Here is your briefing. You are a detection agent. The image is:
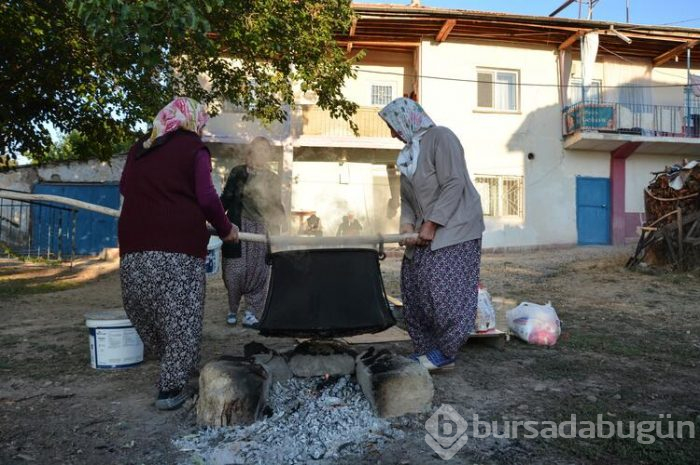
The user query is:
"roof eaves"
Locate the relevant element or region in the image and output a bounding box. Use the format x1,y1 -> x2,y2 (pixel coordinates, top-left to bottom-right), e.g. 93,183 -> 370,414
352,3 -> 700,36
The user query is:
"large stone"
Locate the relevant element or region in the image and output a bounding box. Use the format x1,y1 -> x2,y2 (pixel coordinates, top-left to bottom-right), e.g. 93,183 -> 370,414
355,348 -> 434,418
197,359 -> 269,427
252,353 -> 293,385
243,342 -> 293,385
286,340 -> 357,378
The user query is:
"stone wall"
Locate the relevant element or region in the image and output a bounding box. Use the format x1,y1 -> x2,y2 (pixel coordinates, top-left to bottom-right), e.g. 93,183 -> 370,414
0,156 -> 127,193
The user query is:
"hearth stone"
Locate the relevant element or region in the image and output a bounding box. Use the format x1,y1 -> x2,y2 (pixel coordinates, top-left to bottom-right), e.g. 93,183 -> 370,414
252,352 -> 293,385
197,342 -> 435,427
286,340 -> 357,378
197,359 -> 269,426
355,348 -> 434,418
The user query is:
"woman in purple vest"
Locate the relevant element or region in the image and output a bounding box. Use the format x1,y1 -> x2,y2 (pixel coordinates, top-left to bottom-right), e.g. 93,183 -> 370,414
119,97 -> 238,410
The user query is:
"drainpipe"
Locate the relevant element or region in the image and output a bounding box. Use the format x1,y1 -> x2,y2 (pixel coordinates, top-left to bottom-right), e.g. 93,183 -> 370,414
686,48 -> 692,136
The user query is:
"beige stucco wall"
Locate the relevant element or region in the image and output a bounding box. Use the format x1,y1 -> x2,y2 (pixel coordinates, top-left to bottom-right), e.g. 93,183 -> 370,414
625,153 -> 682,213
418,39 -> 604,248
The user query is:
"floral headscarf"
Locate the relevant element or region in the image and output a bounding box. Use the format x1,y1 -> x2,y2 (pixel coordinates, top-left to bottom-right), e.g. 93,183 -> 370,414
378,97 -> 435,178
143,97 -> 209,149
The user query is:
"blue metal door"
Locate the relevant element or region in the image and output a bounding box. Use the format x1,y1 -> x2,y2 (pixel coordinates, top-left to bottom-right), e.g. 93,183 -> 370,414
32,183 -> 119,256
576,177 -> 610,245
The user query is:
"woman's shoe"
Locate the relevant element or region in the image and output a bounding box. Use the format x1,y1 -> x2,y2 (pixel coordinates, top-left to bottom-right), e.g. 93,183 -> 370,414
242,310 -> 259,329
226,313 -> 238,325
418,349 -> 455,372
154,387 -> 191,411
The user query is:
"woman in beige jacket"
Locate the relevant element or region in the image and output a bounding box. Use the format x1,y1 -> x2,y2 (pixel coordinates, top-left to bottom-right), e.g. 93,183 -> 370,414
379,97 -> 485,371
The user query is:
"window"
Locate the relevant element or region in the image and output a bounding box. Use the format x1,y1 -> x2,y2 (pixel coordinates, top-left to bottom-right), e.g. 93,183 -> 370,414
474,175 -> 524,217
569,78 -> 602,104
371,84 -> 394,106
477,69 -> 519,111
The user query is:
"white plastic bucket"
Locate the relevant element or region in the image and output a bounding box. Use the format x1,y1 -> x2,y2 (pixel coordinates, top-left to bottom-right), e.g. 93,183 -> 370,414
206,236 -> 223,277
85,310 -> 144,369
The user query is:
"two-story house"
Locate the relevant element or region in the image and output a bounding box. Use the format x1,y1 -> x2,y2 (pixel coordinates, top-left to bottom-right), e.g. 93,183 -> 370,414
5,3 -> 700,256
204,3 -> 700,249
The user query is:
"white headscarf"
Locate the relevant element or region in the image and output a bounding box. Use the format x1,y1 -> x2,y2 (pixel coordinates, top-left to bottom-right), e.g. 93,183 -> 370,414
378,98 -> 435,177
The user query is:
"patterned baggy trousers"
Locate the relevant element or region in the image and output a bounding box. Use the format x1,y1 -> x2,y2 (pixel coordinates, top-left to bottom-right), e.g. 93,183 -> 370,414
400,239 -> 481,359
222,217 -> 270,318
120,251 -> 205,391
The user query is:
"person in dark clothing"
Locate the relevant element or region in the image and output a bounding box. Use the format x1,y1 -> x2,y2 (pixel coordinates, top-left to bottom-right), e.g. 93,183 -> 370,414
301,213 -> 323,236
219,137 -> 286,328
119,97 -> 238,410
336,213 -> 362,236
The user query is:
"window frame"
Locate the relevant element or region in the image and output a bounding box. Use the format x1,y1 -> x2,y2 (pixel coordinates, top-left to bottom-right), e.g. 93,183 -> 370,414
569,77 -> 603,104
474,174 -> 524,218
370,82 -> 395,107
475,68 -> 520,113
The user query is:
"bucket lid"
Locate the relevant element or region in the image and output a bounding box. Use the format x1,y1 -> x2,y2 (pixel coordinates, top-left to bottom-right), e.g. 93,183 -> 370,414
84,309 -> 129,321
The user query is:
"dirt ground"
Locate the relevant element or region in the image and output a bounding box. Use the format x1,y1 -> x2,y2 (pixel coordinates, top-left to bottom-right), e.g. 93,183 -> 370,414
1,245 -> 699,465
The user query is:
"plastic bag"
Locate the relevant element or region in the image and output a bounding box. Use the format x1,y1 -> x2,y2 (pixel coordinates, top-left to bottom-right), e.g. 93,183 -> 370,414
475,284 -> 497,332
506,302 -> 561,346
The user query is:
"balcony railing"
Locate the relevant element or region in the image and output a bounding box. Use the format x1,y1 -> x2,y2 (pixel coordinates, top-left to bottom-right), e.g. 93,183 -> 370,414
300,105 -> 391,138
563,102 -> 700,138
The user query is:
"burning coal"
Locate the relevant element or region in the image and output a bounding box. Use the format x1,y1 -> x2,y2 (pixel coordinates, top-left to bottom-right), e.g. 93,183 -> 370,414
174,375 -> 404,464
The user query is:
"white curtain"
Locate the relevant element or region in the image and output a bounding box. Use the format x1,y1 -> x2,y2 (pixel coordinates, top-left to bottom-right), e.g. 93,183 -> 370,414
603,58 -> 654,132
559,50 -> 572,106
581,32 -> 599,93
495,72 -> 516,110
603,58 -> 653,106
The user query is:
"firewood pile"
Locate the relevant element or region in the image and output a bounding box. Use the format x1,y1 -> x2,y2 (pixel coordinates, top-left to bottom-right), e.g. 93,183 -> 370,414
644,159 -> 700,224
627,159 -> 700,269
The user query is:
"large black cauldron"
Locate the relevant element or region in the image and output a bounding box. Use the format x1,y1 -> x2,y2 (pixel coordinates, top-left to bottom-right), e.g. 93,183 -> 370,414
257,248 -> 396,338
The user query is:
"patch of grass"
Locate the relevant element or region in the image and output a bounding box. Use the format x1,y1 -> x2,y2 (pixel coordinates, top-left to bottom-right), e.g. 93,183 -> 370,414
565,332 -> 648,358
0,333 -> 24,348
563,329 -> 697,366
527,354 -> 592,381
0,279 -> 84,298
0,242 -> 62,266
540,401 -> 700,465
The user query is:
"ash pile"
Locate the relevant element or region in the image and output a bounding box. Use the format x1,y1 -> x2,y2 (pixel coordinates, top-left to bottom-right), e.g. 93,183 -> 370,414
628,159 -> 700,269
174,375 -> 404,464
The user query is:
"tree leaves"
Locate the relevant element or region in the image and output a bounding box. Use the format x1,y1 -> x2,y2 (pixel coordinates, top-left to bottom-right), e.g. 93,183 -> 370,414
2,0 -> 359,163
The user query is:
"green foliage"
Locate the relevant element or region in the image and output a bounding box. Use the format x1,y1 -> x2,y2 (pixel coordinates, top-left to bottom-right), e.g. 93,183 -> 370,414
1,1 -> 359,163
0,1 -> 143,162
0,154 -> 17,170
23,130 -> 132,164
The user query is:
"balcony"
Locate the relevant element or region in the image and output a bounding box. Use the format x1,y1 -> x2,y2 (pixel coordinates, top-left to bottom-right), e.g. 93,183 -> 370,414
295,105 -> 401,149
563,101 -> 700,155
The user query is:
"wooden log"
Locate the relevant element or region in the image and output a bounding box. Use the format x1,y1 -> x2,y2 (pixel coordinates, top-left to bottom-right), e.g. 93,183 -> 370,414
0,190 -> 419,246
0,190 -> 120,217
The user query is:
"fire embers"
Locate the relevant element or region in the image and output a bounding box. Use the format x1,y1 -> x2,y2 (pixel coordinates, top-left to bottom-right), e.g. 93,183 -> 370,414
176,375 -> 404,463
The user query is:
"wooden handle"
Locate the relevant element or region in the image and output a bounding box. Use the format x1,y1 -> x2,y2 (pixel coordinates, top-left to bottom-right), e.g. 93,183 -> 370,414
0,191 -> 418,246
232,232 -> 418,246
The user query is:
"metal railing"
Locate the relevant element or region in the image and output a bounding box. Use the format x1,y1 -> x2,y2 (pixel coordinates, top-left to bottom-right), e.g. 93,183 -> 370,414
300,105 -> 391,138
0,191 -> 78,261
563,101 -> 700,138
